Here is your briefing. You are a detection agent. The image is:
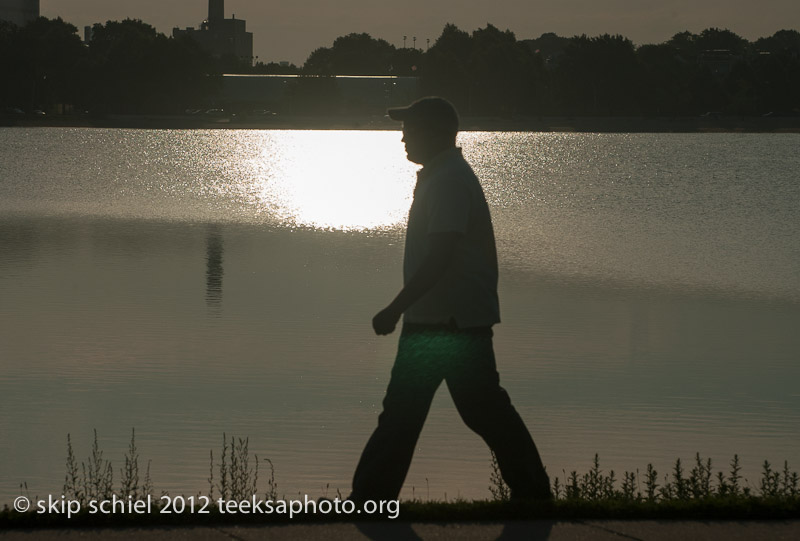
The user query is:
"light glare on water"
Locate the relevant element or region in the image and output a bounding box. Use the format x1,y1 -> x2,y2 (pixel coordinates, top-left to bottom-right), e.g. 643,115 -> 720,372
246,131 -> 415,230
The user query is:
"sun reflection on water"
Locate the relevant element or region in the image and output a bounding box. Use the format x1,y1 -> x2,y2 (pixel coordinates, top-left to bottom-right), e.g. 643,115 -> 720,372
244,130 -> 416,231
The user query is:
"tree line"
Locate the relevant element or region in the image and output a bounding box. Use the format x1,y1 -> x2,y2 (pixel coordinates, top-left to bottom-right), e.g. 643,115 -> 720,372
2,17 -> 798,116
305,25 -> 800,116
0,18 -> 216,115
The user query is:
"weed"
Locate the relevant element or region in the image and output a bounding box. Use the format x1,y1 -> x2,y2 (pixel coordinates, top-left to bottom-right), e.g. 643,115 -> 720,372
783,461 -> 799,498
263,458 -> 277,501
63,429 -> 142,505
64,434 -> 83,504
82,429 -> 113,502
644,463 -> 658,501
620,471 -> 637,501
761,460 -> 781,498
729,454 -> 742,495
34,433 -> 800,514
552,476 -> 562,500
689,453 -> 713,498
208,433 -> 262,501
120,428 -> 141,499
543,453 -> 799,504
488,451 -> 510,502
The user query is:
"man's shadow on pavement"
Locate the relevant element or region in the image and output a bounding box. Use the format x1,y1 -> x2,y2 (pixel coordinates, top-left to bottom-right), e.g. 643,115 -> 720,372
356,520 -> 554,540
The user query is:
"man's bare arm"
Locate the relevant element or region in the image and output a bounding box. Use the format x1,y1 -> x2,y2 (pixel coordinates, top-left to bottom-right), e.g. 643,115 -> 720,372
372,232 -> 461,335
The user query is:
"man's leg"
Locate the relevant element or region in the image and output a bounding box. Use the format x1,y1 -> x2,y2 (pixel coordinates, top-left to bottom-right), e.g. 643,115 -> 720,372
445,332 -> 551,500
351,328 -> 444,502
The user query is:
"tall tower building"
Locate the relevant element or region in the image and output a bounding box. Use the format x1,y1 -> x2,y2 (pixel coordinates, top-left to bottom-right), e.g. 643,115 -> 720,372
208,0 -> 224,23
0,0 -> 40,26
173,0 -> 254,65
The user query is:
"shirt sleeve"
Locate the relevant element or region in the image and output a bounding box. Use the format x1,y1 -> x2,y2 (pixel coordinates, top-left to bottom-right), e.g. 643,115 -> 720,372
425,175 -> 470,234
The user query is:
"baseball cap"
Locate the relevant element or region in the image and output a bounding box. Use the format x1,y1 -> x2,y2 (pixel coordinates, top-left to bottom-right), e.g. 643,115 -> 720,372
387,96 -> 459,134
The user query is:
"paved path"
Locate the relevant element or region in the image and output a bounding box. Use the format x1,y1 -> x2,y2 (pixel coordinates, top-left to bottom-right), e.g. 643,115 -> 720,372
2,521 -> 800,540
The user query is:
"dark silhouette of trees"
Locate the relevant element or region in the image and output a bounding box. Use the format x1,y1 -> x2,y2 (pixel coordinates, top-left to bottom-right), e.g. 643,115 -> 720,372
420,24 -> 798,116
2,15 -> 798,118
252,61 -> 301,74
747,30 -> 800,113
0,17 -> 86,112
522,33 -> 571,67
422,24 -> 473,111
470,24 -> 543,115
86,19 -> 215,114
668,31 -> 699,58
388,47 -> 424,77
423,23 -> 547,116
304,32 -> 421,76
755,29 -> 800,55
1,16 -> 216,115
637,44 -> 692,114
696,28 -> 751,57
636,41 -> 727,115
556,34 -> 642,115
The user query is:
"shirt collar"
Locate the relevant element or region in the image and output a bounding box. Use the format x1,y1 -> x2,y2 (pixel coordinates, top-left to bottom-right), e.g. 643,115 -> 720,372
417,147 -> 462,181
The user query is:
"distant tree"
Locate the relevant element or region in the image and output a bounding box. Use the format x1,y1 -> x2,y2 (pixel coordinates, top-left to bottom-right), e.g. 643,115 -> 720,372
522,32 -> 571,67
667,31 -> 699,59
86,19 -> 214,113
637,43 -> 694,114
387,47 -> 424,77
747,37 -> 800,113
252,61 -> 301,74
469,24 -> 542,115
2,17 -> 86,111
686,65 -> 728,113
88,19 -> 161,112
156,35 -> 217,110
212,52 -> 253,74
754,29 -> 800,55
556,34 -> 643,115
0,20 -> 21,107
421,23 -> 473,111
422,23 -> 548,115
696,28 -> 750,56
304,46 -> 334,75
725,60 -> 761,114
303,33 -> 396,75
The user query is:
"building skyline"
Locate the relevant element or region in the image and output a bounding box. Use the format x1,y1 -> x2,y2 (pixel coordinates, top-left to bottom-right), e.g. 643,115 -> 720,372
0,0 -> 39,26
173,0 -> 253,65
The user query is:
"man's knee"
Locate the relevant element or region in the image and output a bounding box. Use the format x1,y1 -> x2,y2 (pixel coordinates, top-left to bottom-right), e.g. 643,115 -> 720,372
450,383 -> 516,427
377,388 -> 434,429
450,376 -> 513,409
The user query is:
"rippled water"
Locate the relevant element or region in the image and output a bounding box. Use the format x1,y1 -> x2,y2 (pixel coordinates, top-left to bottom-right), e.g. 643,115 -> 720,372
1,128 -> 798,504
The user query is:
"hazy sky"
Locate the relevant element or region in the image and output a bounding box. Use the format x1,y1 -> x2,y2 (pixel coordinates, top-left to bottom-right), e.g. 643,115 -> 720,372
41,0 -> 800,65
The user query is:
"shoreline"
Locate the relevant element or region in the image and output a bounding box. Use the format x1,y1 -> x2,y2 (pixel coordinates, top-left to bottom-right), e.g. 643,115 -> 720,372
2,114 -> 799,132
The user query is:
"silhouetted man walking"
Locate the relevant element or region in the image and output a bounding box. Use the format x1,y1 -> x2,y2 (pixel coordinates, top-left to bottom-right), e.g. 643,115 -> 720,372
351,97 -> 551,502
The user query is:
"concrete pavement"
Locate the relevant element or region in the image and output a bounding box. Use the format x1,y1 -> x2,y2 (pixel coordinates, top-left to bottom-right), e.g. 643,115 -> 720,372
2,521 -> 800,540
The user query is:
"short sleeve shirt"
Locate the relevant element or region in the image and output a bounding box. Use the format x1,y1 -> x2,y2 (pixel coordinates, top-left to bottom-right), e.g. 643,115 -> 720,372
403,147 -> 500,328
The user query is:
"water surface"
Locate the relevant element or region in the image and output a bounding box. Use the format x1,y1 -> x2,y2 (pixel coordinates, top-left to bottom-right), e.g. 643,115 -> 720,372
1,129 -> 798,503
